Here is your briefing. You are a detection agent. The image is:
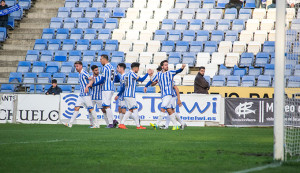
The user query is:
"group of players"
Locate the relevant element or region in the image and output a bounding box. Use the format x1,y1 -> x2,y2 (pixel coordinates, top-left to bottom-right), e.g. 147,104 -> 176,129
64,54 -> 187,130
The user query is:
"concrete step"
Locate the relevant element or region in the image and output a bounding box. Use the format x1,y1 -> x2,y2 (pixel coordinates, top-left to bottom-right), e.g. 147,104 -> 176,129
0,55 -> 25,62
20,23 -> 49,29
0,78 -> 9,83
0,73 -> 11,78
27,13 -> 57,19
5,40 -> 35,46
0,50 -> 28,56
28,8 -> 59,14
36,0 -> 63,2
10,28 -> 43,34
2,44 -> 33,51
34,3 -> 64,8
0,67 -> 17,73
21,18 -> 51,23
0,61 -> 19,67
10,33 -> 41,40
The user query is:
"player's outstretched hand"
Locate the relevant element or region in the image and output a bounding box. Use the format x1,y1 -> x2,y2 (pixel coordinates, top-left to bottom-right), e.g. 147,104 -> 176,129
114,96 -> 119,101
144,87 -> 147,93
181,64 -> 186,69
147,69 -> 154,76
177,99 -> 183,107
84,86 -> 89,93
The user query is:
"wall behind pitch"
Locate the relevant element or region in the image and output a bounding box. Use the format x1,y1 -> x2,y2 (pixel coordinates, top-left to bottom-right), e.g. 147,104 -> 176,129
0,94 -> 16,123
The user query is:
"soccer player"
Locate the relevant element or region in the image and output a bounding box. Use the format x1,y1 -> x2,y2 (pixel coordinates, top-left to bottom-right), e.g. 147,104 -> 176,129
115,63 -> 128,123
115,62 -> 153,129
92,54 -> 116,128
64,61 -> 99,128
144,60 -> 186,130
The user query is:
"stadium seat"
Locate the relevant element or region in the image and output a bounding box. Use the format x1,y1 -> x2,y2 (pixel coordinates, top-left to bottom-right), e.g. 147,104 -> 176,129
264,64 -> 275,77
54,51 -> 67,61
182,53 -> 196,67
246,19 -> 260,31
263,41 -> 275,53
46,62 -> 60,74
161,19 -> 174,30
107,0 -> 118,8
203,0 -> 215,9
9,72 -> 22,83
212,75 -> 226,86
196,53 -> 210,67
189,0 -> 201,8
168,52 -> 181,65
10,7 -> 23,20
291,19 -> 300,30
217,19 -> 231,31
91,18 -> 105,29
42,28 -> 55,39
1,84 -> 15,93
25,50 -> 39,62
0,27 -> 6,42
111,51 -> 125,63
139,30 -> 152,41
60,85 -> 73,93
189,19 -> 202,30
175,19 -> 188,31
119,40 -> 132,52
5,0 -> 16,6
255,52 -> 269,67
182,75 -> 196,85
232,19 -> 245,32
126,8 -> 139,19
28,85 -> 44,93
132,19 -> 146,30
31,61 -> 45,74
82,51 -> 96,63
153,52 -> 167,65
244,0 -> 255,8
112,29 -> 125,40
119,18 -> 132,30
133,0 -> 146,8
126,30 -> 139,41
247,41 -> 261,55
196,30 -> 209,41
253,8 -> 266,21
68,50 -> 81,62
98,51 -> 111,58
146,19 -> 159,31
147,0 -> 160,8
76,39 -> 89,51
17,61 -> 31,73
139,52 -> 153,64
48,39 -> 61,51
77,18 -> 90,29
239,9 -> 252,20
190,41 -> 203,52
40,50 -> 54,61
57,7 -> 70,18
154,30 -> 167,41
50,18 -> 63,29
203,19 -> 217,31
285,64 -> 293,77
240,30 -> 253,43
254,30 -> 268,44
204,63 -> 219,78
85,8 -> 98,18
225,31 -> 238,42
105,40 -> 118,51
23,73 -> 37,84
248,66 -> 262,78
60,62 -> 74,74
34,39 -> 47,50
211,52 -> 225,65
175,41 -> 189,52
168,9 -> 181,20
168,30 -> 181,41
287,76 -> 300,87
204,41 -> 218,54
120,0 -> 132,8
232,41 -> 246,54
218,41 -> 232,53
89,40 -> 103,51
239,53 -> 254,67
175,0 -> 188,8
37,73 -> 51,83
196,8 -> 209,20
70,28 -> 83,40
233,66 -> 247,77
99,8 -> 112,19
84,29 -> 97,40
217,0 -> 229,8
125,52 -> 139,63
227,75 -> 241,86
65,0 -> 77,7
182,9 -> 195,20
140,8 -> 153,20
294,65 -> 300,76
98,29 -> 111,40
261,19 -> 275,32
218,64 -> 233,76
62,39 -> 75,51
241,76 -> 255,87
210,30 -> 224,42
132,40 -> 146,52
225,53 -> 240,67
71,8 -> 84,18
112,8 -> 126,18
56,28 -> 69,40
161,41 -> 175,52
147,41 -> 160,52
210,9 -> 223,20
63,18 -> 76,29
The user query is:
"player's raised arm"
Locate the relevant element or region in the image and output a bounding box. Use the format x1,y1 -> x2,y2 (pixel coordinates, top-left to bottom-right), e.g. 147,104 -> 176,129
115,83 -> 125,100
174,64 -> 186,74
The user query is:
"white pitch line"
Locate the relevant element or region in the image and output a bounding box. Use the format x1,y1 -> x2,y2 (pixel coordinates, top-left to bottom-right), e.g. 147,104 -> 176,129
0,139 -> 78,145
233,162 -> 282,173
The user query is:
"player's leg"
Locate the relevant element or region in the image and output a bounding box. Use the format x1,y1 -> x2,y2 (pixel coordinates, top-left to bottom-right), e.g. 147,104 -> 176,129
102,91 -> 114,128
167,108 -> 180,130
65,97 -> 84,127
101,108 -> 109,125
85,97 -> 99,128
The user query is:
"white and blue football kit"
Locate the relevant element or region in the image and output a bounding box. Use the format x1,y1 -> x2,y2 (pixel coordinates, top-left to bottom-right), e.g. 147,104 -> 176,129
75,69 -> 94,110
102,63 -> 115,107
117,73 -> 126,109
170,81 -> 178,109
91,75 -> 103,109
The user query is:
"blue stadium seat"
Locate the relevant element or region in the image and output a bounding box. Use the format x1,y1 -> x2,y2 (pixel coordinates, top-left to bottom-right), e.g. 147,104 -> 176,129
196,30 -> 209,41
71,7 -> 84,18
255,52 -> 269,67
244,0 -> 256,8
168,30 -> 181,41
217,19 -> 230,31
48,39 -> 61,50
65,0 -> 77,7
248,66 -> 262,78
82,51 -> 96,63
74,85 -> 80,93
77,18 -> 90,29
203,0 -> 215,9
175,0 -> 188,8
56,28 -> 69,39
137,86 -> 155,93
233,65 -> 247,77
98,51 -> 111,58
62,39 -> 76,51
120,0 -> 132,8
112,8 -> 126,18
99,8 -> 112,18
161,41 -> 175,52
10,7 -> 23,20
42,28 -> 55,39
37,73 -> 51,83
212,75 -> 226,86
227,76 -> 240,86
5,0 -> 16,6
216,0 -> 229,8
84,29 -> 97,40
257,75 -> 272,87
203,19 -> 217,31
53,73 -> 66,83
168,52 -> 181,65
286,30 -> 297,43
63,18 -> 76,29
0,27 -> 6,42
189,0 -> 201,8
239,9 -> 252,20
90,40 -> 103,50
26,50 -> 39,62
225,31 -> 239,41
107,0 -> 119,8
105,40 -> 118,51
111,51 -> 125,63
293,42 -> 300,54
189,19 -> 202,30
1,84 -> 15,93
61,62 -> 74,74
204,41 -> 218,54
161,19 -> 174,30
294,65 -> 300,76
241,76 -> 255,87
264,64 -> 275,77
61,85 -> 73,93
70,28 -> 83,40
92,18 -> 105,29
92,0 -> 104,8
204,76 -> 211,85
85,8 -> 98,18
44,84 -> 52,91
219,64 -> 233,76
176,41 -> 189,52
285,64 -> 293,77
287,76 -> 300,87
240,53 -> 254,67
210,30 -> 224,42
69,50 -> 82,62
168,9 -> 181,20
190,41 -> 203,52
40,50 -> 54,61
224,8 -> 238,20
263,41 -> 275,53
175,19 -> 188,30
79,0 -> 91,8
105,18 -> 118,29
76,39 -> 89,51
98,29 -> 111,40
54,51 -> 68,61
232,19 -> 245,32
34,39 -> 48,50
9,72 -> 22,83
154,30 -> 167,41
210,9 -> 223,20
23,73 -> 37,84
17,61 -> 31,73
182,52 -> 196,66
57,7 -> 70,18
182,30 -> 195,41
29,85 -> 44,93
50,18 -> 63,29
46,62 -> 60,74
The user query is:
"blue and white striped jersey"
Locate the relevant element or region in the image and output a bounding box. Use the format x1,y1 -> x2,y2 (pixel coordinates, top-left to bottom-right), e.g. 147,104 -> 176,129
79,69 -> 91,97
118,73 -> 126,101
172,81 -> 177,98
151,70 -> 179,98
102,63 -> 115,91
123,71 -> 139,98
91,75 -> 103,100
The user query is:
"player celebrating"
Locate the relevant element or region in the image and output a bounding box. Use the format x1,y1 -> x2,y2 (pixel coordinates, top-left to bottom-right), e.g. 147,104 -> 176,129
115,62 -> 153,129
115,63 -> 128,124
64,61 -> 99,128
144,60 -> 186,130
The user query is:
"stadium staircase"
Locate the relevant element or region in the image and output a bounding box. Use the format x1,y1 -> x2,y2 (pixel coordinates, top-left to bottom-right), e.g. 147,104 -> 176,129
0,0 -> 64,83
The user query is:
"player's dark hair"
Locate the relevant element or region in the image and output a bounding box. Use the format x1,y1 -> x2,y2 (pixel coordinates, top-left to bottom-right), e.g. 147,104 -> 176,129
74,61 -> 82,65
101,54 -> 109,60
157,66 -> 162,72
118,63 -> 126,70
91,65 -> 98,71
52,79 -> 57,84
131,62 -> 140,69
199,66 -> 205,71
160,60 -> 168,67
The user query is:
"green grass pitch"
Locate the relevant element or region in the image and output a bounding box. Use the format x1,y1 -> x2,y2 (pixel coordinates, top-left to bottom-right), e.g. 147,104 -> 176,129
0,124 -> 299,173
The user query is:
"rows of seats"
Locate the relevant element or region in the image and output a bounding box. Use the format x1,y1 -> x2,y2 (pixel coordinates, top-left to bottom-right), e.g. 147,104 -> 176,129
50,18 -> 119,29
57,7 -> 126,18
